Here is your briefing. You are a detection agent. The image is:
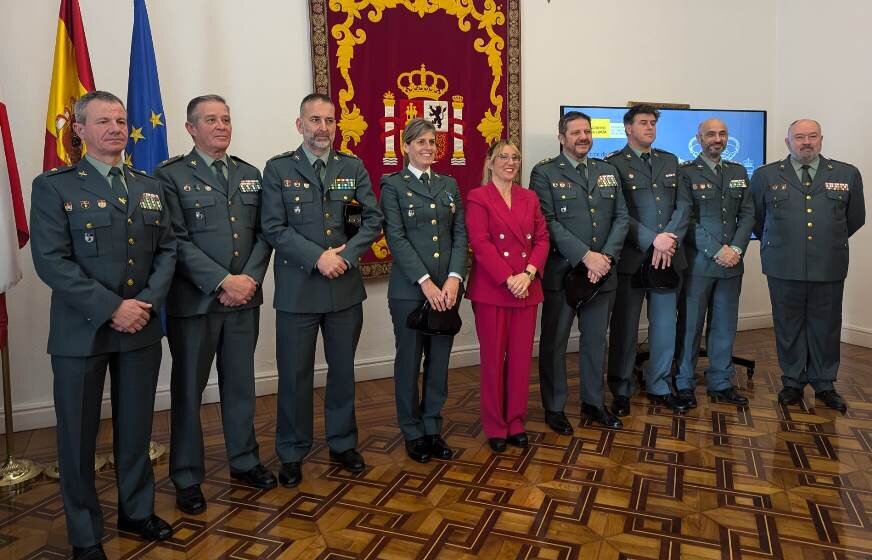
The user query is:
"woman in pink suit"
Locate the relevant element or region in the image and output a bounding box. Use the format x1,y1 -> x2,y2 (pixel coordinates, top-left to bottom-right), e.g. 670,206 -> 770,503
466,140 -> 550,452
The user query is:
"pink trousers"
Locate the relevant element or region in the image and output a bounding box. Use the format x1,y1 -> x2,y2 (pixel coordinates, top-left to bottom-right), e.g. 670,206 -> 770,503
472,302 -> 538,438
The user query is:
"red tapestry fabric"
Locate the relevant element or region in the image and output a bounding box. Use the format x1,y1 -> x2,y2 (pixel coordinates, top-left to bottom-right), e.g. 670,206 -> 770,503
310,1 -> 521,277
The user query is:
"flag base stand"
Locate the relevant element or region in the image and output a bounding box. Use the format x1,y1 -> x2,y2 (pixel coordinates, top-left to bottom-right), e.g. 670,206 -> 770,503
106,441 -> 166,466
0,457 -> 42,494
43,454 -> 107,480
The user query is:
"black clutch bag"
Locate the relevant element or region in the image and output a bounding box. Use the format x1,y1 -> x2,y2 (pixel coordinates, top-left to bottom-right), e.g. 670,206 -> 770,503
564,263 -> 610,309
406,284 -> 464,336
632,259 -> 680,289
343,201 -> 363,237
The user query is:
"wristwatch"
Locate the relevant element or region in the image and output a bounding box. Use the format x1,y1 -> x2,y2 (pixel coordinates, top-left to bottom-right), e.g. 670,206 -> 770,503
524,270 -> 535,279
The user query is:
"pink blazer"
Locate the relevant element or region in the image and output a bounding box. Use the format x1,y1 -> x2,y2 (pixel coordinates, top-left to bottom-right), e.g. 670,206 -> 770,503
466,182 -> 550,307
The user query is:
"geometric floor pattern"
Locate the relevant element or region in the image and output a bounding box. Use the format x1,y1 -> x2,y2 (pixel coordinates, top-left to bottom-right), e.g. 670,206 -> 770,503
1,328 -> 871,559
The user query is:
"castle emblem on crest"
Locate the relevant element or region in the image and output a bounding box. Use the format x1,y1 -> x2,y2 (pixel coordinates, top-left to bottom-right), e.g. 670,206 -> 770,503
381,65 -> 466,166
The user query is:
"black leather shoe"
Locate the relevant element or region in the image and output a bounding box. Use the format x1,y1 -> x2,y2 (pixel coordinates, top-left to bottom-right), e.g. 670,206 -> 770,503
677,389 -> 697,409
778,386 -> 803,406
544,411 -> 573,435
488,438 -> 507,452
708,387 -> 749,406
175,484 -> 206,515
816,390 -> 847,412
329,448 -> 366,473
278,462 -> 302,488
230,464 -> 277,489
72,544 -> 106,560
506,432 -> 528,449
581,403 -> 623,429
404,437 -> 431,463
117,514 -> 173,541
611,396 -> 631,417
428,435 -> 453,459
647,393 -> 688,412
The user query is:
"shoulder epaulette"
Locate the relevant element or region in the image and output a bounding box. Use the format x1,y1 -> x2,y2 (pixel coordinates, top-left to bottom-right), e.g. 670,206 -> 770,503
268,150 -> 295,162
382,171 -> 401,178
157,154 -> 185,168
127,166 -> 155,179
825,158 -> 854,169
604,150 -> 621,159
229,154 -> 253,168
679,160 -> 695,167
535,156 -> 553,166
335,150 -> 358,159
45,165 -> 75,176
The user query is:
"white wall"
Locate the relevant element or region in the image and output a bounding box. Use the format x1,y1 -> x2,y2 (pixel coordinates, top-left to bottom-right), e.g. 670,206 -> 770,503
0,0 -> 819,431
774,0 -> 872,347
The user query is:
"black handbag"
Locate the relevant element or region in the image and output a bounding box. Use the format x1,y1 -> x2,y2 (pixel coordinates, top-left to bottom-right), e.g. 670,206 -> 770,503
343,201 -> 363,237
406,284 -> 464,336
564,262 -> 610,309
632,259 -> 680,289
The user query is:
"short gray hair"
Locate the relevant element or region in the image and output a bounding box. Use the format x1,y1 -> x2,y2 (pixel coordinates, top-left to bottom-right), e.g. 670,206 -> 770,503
74,91 -> 125,124
187,94 -> 228,123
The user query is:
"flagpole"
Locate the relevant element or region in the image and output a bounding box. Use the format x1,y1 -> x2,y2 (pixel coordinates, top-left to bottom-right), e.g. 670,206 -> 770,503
0,340 -> 42,493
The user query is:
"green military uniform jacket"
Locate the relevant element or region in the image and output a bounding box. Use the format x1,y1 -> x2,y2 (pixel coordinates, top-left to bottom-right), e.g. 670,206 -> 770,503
751,155 -> 865,282
380,168 -> 467,301
605,145 -> 691,273
30,158 -> 177,356
679,157 -> 755,278
260,146 -> 383,313
529,153 -> 629,292
155,149 -> 272,317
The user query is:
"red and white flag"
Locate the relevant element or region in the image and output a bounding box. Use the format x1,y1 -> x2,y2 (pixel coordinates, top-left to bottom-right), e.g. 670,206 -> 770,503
0,87 -> 30,349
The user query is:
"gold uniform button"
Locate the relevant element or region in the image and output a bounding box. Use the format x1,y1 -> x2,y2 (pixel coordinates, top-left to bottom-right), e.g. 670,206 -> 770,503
230,216 -> 236,222
233,233 -> 239,239
195,202 -> 201,208
433,252 -> 440,258
431,219 -> 437,225
561,195 -> 566,199
652,183 -> 657,188
432,235 -> 438,241
127,258 -> 134,266
127,218 -> 133,224
807,208 -> 813,213
126,279 -> 134,287
807,222 -> 813,227
588,195 -> 593,200
326,229 -> 333,236
85,222 -> 93,229
592,236 -> 598,242
592,222 -> 597,228
233,250 -> 240,257
294,196 -> 300,202
228,201 -> 232,206
808,236 -> 814,240
655,196 -> 661,201
590,208 -> 596,213
128,237 -> 135,246
325,213 -> 330,218
154,219 -> 160,225
806,195 -> 812,200
430,203 -> 436,209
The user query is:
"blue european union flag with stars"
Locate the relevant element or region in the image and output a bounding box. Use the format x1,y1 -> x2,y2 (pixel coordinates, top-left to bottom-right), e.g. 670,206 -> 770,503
125,0 -> 167,174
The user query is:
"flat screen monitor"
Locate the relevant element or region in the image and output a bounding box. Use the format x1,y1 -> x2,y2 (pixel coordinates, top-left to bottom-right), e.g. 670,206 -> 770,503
559,105 -> 767,176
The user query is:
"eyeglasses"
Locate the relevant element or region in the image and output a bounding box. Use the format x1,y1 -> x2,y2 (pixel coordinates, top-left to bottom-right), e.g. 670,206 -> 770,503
496,153 -> 521,162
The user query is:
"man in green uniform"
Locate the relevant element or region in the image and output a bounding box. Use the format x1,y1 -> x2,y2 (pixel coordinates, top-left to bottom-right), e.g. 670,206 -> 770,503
675,118 -> 754,407
606,104 -> 692,415
751,119 -> 865,412
156,94 -> 276,515
260,94 -> 383,486
30,91 -> 176,560
531,111 -> 629,431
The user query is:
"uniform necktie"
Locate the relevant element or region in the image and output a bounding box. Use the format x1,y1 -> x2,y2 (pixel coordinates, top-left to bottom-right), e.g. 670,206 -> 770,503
108,167 -> 127,194
212,159 -> 229,191
714,163 -> 722,175
314,159 -> 326,188
420,171 -> 432,193
576,162 -> 588,188
640,151 -> 652,171
801,164 -> 812,189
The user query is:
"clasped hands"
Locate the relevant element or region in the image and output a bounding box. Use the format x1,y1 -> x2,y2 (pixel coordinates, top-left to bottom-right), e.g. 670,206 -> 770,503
582,251 -> 611,283
651,232 -> 678,269
714,245 -> 741,268
110,299 -> 152,333
219,274 -> 258,307
422,276 -> 461,311
317,243 -> 348,279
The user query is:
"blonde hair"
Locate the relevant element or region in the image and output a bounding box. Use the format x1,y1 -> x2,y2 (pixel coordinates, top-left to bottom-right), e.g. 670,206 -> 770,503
482,140 -> 521,185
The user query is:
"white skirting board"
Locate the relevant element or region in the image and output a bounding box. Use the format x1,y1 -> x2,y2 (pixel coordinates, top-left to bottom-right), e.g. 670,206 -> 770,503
0,312 -> 790,433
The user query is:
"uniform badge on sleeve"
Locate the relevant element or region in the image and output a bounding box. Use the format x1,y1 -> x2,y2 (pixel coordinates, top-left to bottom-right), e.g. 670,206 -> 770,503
139,192 -> 163,211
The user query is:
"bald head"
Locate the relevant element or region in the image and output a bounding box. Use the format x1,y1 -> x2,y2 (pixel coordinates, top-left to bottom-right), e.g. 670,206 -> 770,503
786,119 -> 823,164
697,118 -> 728,160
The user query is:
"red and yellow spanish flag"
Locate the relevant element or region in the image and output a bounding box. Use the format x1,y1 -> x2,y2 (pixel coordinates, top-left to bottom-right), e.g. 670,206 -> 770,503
42,0 -> 95,171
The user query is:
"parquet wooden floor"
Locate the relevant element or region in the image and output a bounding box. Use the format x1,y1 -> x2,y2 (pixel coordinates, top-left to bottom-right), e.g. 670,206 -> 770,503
1,328 -> 871,559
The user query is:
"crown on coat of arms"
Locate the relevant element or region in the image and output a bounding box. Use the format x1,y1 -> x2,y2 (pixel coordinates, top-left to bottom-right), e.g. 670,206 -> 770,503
397,64 -> 449,100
